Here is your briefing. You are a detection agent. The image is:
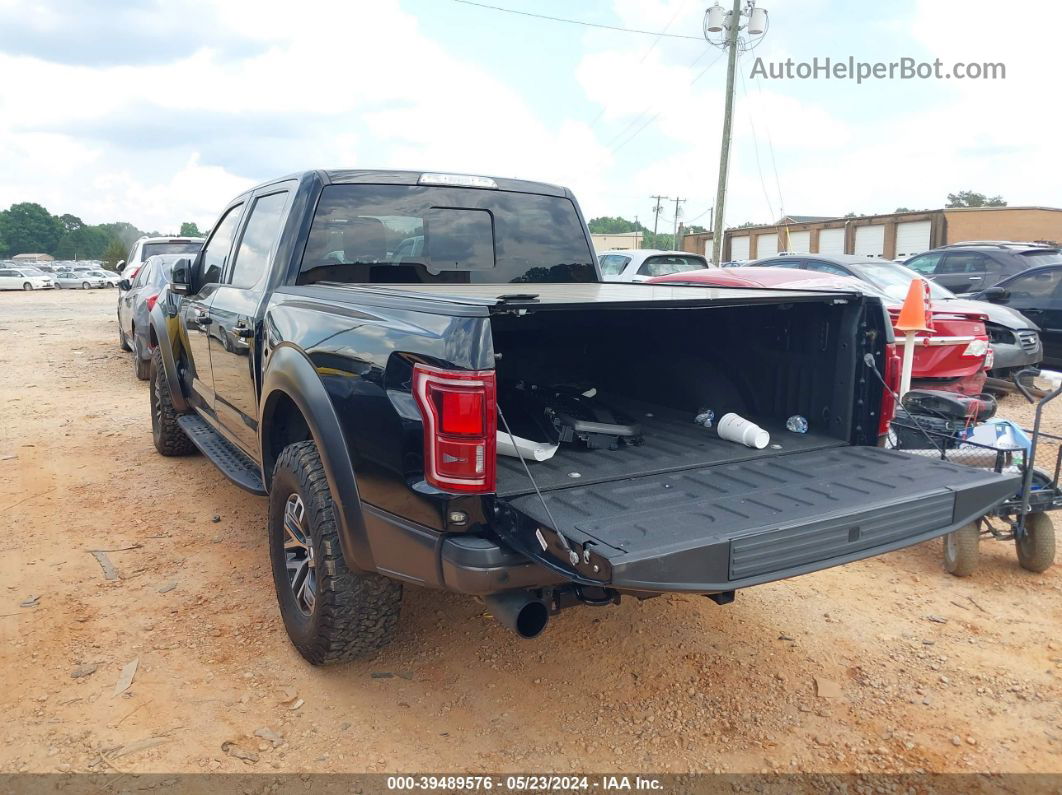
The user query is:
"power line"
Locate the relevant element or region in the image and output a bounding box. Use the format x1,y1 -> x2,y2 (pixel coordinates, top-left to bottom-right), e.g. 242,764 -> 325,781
451,0 -> 704,40
605,49 -> 727,154
738,64 -> 777,222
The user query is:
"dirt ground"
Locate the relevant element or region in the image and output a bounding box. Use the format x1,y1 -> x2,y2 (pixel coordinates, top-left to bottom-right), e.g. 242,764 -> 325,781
1,288 -> 1060,777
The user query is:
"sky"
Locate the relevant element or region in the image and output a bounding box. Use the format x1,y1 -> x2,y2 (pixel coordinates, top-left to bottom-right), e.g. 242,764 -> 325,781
0,0 -> 1057,234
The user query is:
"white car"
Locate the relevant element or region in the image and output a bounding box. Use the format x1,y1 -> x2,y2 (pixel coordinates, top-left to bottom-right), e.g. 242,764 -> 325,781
0,266 -> 55,290
85,269 -> 120,286
54,271 -> 107,289
597,249 -> 713,282
119,236 -> 204,281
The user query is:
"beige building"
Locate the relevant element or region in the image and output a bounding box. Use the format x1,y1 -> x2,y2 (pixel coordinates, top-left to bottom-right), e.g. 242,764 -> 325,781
11,252 -> 54,262
681,206 -> 1062,261
591,231 -> 644,251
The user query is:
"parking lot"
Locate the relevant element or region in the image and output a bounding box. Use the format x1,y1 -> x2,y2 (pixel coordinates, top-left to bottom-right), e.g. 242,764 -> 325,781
1,287 -> 1060,776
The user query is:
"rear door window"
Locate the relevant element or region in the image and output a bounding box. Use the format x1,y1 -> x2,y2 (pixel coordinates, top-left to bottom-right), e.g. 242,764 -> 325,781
939,252 -> 990,275
636,255 -> 708,277
599,255 -> 630,276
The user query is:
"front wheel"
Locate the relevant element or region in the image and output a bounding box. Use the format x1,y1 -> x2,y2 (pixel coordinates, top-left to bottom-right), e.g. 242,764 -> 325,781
269,440 -> 402,665
1016,512 -> 1055,573
82,281 -> 90,289
943,522 -> 980,576
23,282 -> 32,291
118,322 -> 132,351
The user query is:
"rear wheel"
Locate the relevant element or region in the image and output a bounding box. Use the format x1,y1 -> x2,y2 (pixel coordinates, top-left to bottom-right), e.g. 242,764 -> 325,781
943,522 -> 980,576
131,329 -> 150,380
269,440 -> 403,665
1016,512 -> 1055,573
149,347 -> 196,456
23,282 -> 32,291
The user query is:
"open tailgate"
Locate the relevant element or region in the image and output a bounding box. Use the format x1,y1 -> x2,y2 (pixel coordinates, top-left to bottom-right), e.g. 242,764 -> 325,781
506,446 -> 1019,592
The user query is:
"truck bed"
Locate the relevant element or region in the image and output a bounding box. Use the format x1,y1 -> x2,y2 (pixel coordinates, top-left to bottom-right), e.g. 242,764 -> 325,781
497,402 -> 845,497
507,444 -> 1020,592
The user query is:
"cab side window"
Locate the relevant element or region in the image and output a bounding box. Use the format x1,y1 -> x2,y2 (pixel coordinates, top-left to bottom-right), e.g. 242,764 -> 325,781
229,192 -> 289,289
201,205 -> 244,286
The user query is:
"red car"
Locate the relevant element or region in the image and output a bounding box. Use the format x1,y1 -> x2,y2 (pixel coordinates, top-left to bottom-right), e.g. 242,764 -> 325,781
649,267 -> 992,396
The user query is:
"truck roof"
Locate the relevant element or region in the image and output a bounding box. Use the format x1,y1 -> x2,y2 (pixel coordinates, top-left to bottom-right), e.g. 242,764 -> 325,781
252,169 -> 570,198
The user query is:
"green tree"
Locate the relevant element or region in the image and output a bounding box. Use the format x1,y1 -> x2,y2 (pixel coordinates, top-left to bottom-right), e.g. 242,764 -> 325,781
102,238 -> 128,268
894,207 -> 912,213
58,213 -> 85,233
587,216 -> 645,234
55,225 -> 109,260
945,190 -> 1006,208
0,202 -> 63,255
179,221 -> 202,237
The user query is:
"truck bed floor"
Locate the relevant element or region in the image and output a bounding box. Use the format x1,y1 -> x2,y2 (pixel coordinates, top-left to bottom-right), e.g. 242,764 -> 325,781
497,402 -> 844,497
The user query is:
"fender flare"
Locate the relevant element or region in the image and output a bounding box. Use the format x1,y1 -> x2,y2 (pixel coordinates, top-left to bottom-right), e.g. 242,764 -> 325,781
259,344 -> 375,573
148,303 -> 189,413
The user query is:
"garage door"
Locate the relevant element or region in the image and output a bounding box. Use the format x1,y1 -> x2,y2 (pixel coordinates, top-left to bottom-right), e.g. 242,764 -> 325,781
895,220 -> 932,259
818,227 -> 845,254
729,234 -> 750,261
785,230 -> 811,253
854,224 -> 885,257
756,232 -> 778,258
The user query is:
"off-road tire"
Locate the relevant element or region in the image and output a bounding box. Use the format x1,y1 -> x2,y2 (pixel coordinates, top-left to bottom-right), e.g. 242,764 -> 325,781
269,440 -> 402,665
149,347 -> 196,456
943,522 -> 980,576
1016,512 -> 1055,573
131,330 -> 150,380
23,282 -> 32,291
118,323 -> 132,351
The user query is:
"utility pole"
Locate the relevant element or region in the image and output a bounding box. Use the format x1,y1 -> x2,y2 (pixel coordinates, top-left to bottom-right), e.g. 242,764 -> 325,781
672,196 -> 686,251
650,195 -> 668,247
704,1 -> 769,265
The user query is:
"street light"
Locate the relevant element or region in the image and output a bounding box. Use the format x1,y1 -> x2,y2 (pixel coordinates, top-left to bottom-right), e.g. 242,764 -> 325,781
704,1 -> 769,265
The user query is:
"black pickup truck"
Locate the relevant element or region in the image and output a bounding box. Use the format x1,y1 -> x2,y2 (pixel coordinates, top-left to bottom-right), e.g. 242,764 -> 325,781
147,169 -> 1018,664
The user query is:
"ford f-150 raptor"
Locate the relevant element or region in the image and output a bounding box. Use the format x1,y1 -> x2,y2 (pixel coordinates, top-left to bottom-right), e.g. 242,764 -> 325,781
146,169 -> 1018,664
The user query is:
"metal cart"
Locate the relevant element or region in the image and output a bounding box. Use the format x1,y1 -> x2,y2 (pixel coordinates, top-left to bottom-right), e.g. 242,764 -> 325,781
890,369 -> 1060,576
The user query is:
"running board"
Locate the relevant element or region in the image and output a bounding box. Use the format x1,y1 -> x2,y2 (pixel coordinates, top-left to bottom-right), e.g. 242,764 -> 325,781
176,415 -> 266,495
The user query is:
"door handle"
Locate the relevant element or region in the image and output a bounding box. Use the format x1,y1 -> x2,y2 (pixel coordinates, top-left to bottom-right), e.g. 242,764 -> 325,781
968,276 -> 983,281
233,322 -> 255,339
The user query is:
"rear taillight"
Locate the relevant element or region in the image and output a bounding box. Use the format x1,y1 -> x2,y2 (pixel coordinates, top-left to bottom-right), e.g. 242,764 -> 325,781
878,343 -> 902,436
412,364 -> 496,493
962,338 -> 989,358
146,293 -> 159,311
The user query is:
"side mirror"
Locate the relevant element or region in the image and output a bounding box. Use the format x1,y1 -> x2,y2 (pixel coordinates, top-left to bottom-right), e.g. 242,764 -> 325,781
117,279 -> 131,291
116,260 -> 125,270
982,286 -> 1008,302
170,257 -> 192,296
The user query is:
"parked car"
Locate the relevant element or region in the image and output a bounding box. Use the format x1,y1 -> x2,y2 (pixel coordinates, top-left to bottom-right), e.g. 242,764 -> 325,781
903,242 -> 1062,295
649,266 -> 993,396
53,270 -> 107,289
144,170 -> 1018,664
0,266 -> 55,290
598,249 -> 712,282
745,254 -> 1043,386
971,264 -> 1062,369
118,255 -> 182,379
119,236 -> 205,282
85,269 -> 120,287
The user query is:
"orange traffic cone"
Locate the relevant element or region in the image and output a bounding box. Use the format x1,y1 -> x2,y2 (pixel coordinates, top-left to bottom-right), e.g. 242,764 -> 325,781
895,278 -> 934,333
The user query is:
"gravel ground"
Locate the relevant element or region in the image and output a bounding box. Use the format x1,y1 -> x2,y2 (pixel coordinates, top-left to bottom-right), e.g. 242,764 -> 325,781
0,289 -> 1060,776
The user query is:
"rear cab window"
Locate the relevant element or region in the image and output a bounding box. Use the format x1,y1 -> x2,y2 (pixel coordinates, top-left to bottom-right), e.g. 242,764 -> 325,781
298,185 -> 596,285
141,241 -> 203,261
